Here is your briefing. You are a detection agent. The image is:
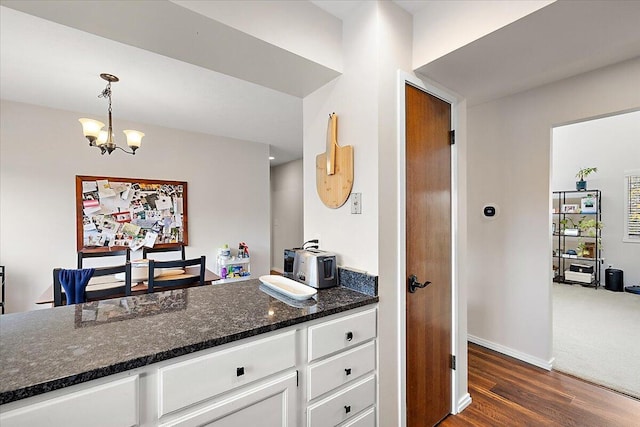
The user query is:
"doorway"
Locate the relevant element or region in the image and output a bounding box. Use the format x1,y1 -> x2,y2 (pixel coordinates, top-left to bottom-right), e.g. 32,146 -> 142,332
270,159 -> 304,273
551,111 -> 640,399
404,83 -> 453,426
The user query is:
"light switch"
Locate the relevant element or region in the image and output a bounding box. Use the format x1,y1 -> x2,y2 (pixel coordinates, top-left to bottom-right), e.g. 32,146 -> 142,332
351,193 -> 362,214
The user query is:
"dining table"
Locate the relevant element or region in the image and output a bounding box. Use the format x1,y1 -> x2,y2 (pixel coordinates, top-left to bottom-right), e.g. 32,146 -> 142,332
36,266 -> 221,306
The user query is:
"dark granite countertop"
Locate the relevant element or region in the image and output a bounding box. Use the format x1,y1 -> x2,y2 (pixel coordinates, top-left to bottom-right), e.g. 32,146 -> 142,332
0,279 -> 377,405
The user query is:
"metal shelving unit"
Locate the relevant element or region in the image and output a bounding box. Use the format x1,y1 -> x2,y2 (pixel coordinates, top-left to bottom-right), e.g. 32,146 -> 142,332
552,190 -> 603,288
1,265 -> 5,314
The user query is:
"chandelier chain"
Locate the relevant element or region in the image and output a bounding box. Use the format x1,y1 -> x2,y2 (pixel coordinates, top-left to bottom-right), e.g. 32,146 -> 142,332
99,82 -> 113,115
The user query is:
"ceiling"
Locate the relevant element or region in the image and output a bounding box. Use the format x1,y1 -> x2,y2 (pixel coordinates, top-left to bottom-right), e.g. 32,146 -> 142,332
417,0 -> 640,105
2,1 -> 639,166
0,1 -> 340,165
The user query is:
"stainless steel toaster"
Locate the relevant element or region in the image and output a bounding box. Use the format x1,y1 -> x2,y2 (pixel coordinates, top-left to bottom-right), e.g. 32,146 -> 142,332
292,249 -> 337,289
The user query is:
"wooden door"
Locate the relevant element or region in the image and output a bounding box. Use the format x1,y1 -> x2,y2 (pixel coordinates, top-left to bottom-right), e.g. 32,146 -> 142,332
405,83 -> 452,426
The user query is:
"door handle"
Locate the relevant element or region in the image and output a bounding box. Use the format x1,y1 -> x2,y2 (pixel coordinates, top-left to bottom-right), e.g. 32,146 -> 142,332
408,275 -> 431,293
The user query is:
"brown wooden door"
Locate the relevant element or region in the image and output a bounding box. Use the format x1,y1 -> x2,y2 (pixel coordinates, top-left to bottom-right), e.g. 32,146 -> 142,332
405,83 -> 452,426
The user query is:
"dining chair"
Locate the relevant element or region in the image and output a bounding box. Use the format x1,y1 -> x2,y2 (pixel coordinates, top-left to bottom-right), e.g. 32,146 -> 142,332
77,248 -> 131,268
53,263 -> 132,306
147,256 -> 206,293
143,244 -> 186,261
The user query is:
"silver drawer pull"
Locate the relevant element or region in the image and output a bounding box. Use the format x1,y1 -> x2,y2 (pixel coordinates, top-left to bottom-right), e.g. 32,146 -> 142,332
345,331 -> 353,341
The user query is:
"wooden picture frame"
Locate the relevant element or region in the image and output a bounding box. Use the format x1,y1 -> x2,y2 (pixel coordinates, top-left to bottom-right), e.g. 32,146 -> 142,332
76,175 -> 188,252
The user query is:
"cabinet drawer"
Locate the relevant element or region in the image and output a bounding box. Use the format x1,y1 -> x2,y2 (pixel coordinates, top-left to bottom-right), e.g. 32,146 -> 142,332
308,341 -> 375,400
307,375 -> 376,427
308,308 -> 376,361
0,376 -> 138,427
160,371 -> 297,427
340,407 -> 375,427
159,330 -> 296,416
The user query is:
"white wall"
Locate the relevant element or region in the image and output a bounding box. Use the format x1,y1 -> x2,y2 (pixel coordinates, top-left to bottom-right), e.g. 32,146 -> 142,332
303,1 -> 468,424
552,111 -> 640,285
0,100 -> 270,314
270,159 -> 303,270
303,2 -> 380,274
412,0 -> 554,69
466,58 -> 640,364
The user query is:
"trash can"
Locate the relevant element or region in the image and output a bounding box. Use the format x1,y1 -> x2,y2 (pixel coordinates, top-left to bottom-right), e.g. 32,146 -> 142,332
605,268 -> 624,292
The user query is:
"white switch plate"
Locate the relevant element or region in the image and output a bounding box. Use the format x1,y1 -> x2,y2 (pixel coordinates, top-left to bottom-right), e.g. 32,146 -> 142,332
351,193 -> 362,214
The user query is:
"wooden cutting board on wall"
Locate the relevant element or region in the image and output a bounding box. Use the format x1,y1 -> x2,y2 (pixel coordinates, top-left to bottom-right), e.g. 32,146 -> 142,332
316,113 -> 354,208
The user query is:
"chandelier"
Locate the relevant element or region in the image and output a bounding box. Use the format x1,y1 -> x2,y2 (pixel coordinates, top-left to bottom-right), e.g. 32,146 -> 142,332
79,73 -> 144,155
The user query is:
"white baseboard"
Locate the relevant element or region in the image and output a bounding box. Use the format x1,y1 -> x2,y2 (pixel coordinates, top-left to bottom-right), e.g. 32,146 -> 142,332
456,393 -> 472,413
468,335 -> 553,371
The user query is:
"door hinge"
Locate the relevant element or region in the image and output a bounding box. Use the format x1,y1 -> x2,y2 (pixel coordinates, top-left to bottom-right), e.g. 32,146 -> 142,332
449,130 -> 455,145
450,354 -> 456,370
296,370 -> 299,387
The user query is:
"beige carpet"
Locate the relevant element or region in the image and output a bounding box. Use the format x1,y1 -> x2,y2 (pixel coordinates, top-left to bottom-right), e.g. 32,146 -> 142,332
553,282 -> 640,398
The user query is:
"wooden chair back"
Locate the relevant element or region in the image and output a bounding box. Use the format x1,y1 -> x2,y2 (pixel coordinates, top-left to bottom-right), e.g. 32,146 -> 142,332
143,244 -> 186,261
77,248 -> 131,268
147,256 -> 206,293
53,263 -> 132,307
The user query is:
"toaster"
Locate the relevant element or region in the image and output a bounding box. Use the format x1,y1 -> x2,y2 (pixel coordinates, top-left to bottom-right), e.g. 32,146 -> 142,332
283,248 -> 297,275
292,249 -> 337,289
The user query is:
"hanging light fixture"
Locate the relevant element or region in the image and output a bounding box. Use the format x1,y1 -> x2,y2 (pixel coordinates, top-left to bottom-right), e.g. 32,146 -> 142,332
79,73 -> 144,155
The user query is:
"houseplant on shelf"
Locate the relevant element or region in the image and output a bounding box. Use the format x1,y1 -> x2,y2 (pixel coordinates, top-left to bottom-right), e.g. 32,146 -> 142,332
575,167 -> 597,191
578,216 -> 603,237
576,216 -> 603,258
559,217 -> 579,236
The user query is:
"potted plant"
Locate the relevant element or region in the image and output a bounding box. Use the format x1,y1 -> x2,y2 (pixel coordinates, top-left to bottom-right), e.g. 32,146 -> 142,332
559,217 -> 579,236
578,216 -> 603,237
576,241 -> 595,258
575,167 -> 597,191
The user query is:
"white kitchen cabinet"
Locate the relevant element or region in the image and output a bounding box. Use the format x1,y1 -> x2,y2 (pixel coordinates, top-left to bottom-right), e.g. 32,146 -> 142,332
158,330 -> 295,416
159,371 -> 297,427
306,307 -> 378,427
308,308 -> 377,361
307,341 -> 375,400
339,407 -> 375,427
0,376 -> 138,427
307,375 -> 376,427
1,305 -> 378,427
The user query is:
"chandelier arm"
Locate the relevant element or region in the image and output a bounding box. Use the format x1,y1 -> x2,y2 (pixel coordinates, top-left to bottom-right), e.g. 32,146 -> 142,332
113,145 -> 137,156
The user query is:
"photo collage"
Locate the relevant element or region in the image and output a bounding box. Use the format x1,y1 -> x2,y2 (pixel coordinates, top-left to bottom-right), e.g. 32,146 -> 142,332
80,177 -> 186,251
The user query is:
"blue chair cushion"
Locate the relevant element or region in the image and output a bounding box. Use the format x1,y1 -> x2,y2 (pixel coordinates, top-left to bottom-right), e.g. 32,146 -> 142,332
58,269 -> 95,304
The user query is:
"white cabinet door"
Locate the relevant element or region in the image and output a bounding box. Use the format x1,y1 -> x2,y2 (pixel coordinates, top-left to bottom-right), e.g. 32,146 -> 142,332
0,376 -> 138,427
160,371 -> 297,427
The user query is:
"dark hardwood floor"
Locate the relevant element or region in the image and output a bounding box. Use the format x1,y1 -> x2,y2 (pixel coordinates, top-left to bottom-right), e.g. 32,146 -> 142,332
439,343 -> 640,426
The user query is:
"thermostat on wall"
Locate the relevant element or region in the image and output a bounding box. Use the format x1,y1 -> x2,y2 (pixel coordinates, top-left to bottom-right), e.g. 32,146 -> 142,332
482,204 -> 499,219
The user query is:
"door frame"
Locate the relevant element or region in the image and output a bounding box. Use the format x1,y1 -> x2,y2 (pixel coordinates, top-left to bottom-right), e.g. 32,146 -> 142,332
396,70 -> 466,426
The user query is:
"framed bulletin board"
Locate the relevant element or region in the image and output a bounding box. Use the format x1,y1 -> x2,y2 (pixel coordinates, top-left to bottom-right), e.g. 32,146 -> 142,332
76,175 -> 188,252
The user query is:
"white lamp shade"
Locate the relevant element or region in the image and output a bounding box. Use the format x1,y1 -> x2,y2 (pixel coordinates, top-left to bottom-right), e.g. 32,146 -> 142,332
97,130 -> 109,146
123,130 -> 144,148
79,118 -> 105,139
